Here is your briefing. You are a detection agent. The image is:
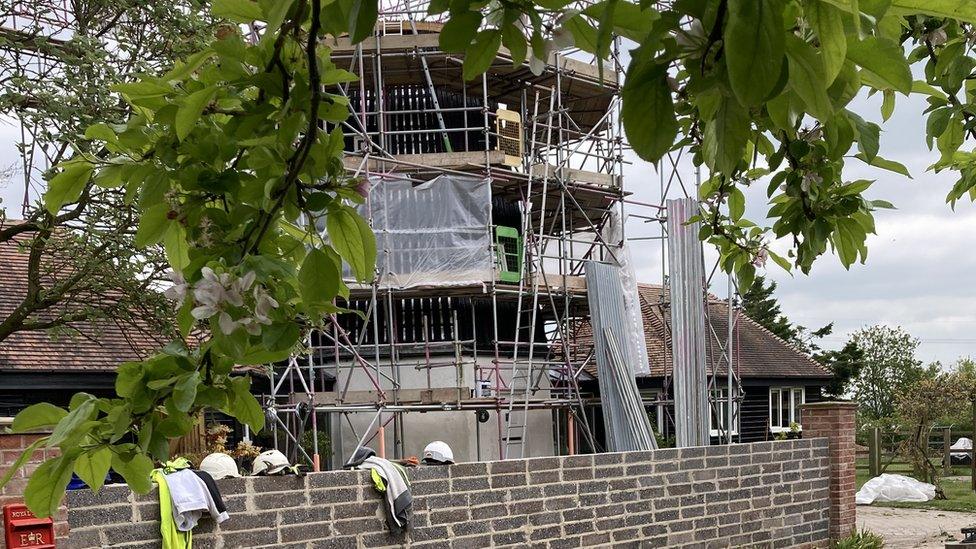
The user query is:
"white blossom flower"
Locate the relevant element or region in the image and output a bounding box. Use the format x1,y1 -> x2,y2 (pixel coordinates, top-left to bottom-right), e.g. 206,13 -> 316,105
163,271 -> 188,304
239,317 -> 262,336
191,304 -> 218,320
253,286 -> 279,324
193,267 -> 224,308
752,247 -> 769,268
218,311 -> 239,335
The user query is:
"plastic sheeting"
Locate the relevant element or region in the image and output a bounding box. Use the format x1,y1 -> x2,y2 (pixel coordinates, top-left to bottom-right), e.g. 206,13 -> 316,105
855,474 -> 937,505
951,437 -> 973,463
361,175 -> 493,289
600,210 -> 650,375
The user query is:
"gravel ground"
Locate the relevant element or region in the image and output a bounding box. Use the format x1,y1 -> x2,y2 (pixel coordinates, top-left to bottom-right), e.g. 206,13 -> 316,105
858,506 -> 976,548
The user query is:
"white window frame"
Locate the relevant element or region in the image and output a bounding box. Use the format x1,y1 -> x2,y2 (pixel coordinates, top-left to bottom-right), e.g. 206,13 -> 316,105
641,389 -> 666,434
709,388 -> 739,437
769,386 -> 806,433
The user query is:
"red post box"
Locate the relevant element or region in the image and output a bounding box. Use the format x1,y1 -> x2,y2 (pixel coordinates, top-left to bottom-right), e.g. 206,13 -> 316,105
3,504 -> 55,548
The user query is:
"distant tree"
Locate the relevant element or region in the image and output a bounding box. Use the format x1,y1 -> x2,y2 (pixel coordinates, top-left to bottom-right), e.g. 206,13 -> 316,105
741,276 -> 799,343
0,1 -> 215,343
816,341 -> 865,399
740,276 -> 859,393
851,326 -> 925,421
896,371 -> 965,488
741,274 -> 841,353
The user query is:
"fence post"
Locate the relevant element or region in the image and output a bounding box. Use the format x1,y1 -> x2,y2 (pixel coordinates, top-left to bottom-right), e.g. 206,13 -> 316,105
944,427 -> 952,476
868,427 -> 880,477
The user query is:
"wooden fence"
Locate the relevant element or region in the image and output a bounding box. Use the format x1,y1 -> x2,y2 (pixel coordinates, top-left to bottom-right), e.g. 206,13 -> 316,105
862,426 -> 976,490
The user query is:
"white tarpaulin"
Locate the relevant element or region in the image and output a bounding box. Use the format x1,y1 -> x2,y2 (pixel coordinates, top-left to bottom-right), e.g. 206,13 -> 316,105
951,437 -> 973,459
359,175 -> 492,289
855,474 -> 936,505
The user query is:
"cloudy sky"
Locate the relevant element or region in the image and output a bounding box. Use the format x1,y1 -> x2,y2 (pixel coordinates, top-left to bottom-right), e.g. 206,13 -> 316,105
1,76 -> 973,366
623,90 -> 976,367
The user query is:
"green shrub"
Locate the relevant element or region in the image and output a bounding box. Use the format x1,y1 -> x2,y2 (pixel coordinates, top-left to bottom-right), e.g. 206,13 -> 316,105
833,529 -> 885,549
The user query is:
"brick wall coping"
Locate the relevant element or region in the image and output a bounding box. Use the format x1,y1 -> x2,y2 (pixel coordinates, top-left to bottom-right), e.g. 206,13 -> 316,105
800,401 -> 857,409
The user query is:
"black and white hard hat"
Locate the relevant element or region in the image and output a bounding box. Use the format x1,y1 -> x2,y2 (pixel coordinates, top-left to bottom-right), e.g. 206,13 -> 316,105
422,441 -> 454,464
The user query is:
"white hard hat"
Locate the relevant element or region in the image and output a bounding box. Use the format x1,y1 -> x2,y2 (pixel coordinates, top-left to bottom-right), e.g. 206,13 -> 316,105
422,441 -> 454,464
199,453 -> 241,479
252,449 -> 291,475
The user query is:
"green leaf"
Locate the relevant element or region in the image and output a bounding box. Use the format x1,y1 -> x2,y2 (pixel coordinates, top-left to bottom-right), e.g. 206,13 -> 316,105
0,437 -> 46,491
111,452 -> 154,493
25,454 -> 77,517
768,250 -> 792,272
226,376 -> 265,433
887,0 -> 976,23
724,0 -> 785,106
622,57 -> 677,162
584,1 -> 658,42
855,153 -> 912,177
463,30 -> 501,81
212,0 -> 264,22
881,89 -> 895,121
74,447 -> 112,492
164,223 -> 190,271
785,35 -> 834,120
172,372 -> 201,412
806,1 -> 847,85
84,123 -> 119,146
836,179 -> 874,196
846,36 -> 912,95
47,397 -> 95,447
115,362 -> 145,398
176,86 -> 217,141
112,80 -> 173,101
12,403 -> 68,433
564,14 -> 599,54
348,0 -> 379,44
728,187 -> 745,221
135,203 -> 171,247
502,25 -> 528,67
912,80 -> 948,100
849,113 -> 880,162
703,97 -> 750,173
163,50 -> 217,83
45,161 -> 94,214
299,247 -> 341,310
440,11 -> 482,53
327,205 -> 375,282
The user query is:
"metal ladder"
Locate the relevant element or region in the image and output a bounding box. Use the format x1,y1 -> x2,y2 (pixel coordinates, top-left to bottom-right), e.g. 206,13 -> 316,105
502,91 -> 555,459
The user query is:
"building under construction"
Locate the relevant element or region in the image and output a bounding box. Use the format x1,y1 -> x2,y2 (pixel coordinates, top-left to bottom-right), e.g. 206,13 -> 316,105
262,3 -> 674,469
259,5 -> 772,469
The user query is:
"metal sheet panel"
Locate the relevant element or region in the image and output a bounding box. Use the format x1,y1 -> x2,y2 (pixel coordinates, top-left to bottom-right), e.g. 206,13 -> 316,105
666,198 -> 710,447
585,261 -> 657,452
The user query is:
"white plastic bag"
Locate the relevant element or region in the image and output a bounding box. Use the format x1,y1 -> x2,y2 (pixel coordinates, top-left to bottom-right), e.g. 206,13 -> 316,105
855,473 -> 936,505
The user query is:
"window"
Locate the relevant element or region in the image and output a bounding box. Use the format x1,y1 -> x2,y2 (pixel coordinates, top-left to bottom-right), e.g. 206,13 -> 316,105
641,389 -> 666,435
769,387 -> 805,432
709,388 -> 739,437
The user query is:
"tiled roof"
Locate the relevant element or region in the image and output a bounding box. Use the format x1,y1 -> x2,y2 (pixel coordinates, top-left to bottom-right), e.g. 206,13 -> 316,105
0,228 -> 169,373
568,283 -> 832,380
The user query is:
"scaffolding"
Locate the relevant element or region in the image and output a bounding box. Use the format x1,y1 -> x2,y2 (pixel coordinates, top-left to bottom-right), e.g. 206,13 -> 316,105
263,1 -> 655,468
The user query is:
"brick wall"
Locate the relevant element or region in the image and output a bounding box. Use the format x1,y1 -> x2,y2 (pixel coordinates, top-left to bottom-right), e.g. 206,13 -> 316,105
0,427 -> 69,541
65,438 -> 832,548
801,401 -> 857,541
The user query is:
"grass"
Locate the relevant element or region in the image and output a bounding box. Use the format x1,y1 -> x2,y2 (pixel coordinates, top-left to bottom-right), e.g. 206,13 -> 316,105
856,459 -> 976,513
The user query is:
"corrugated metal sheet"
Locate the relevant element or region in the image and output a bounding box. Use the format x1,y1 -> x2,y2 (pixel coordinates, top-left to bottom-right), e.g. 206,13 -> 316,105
585,261 -> 657,452
666,198 -> 710,447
